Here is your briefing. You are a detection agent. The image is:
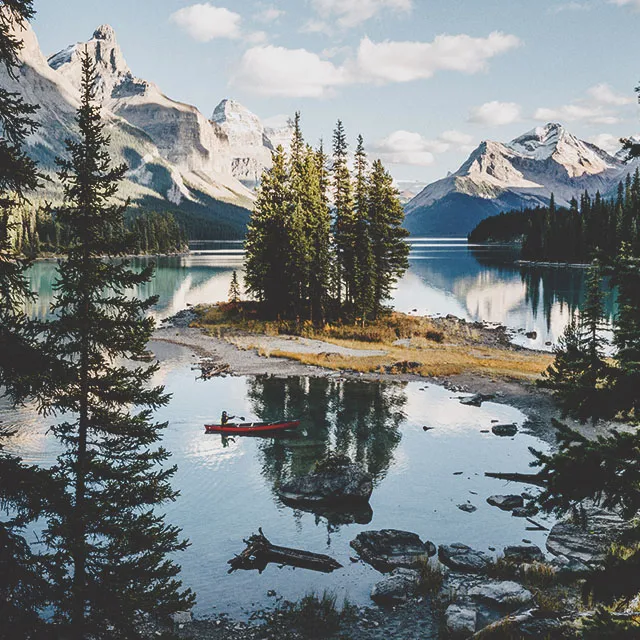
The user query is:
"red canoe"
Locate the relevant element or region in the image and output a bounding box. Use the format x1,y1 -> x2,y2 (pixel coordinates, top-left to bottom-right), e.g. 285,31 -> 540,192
204,419 -> 300,435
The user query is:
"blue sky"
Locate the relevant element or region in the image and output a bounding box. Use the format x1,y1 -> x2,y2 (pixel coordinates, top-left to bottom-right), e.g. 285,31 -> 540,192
32,0 -> 640,183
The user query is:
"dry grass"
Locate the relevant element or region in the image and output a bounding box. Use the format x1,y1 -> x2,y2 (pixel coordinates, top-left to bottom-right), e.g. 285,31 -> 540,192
195,303 -> 553,380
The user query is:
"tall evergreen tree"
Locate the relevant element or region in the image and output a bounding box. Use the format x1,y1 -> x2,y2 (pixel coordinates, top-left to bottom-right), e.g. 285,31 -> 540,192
0,4 -> 56,635
228,269 -> 241,304
331,120 -> 355,309
352,134 -> 374,323
244,146 -> 291,316
611,242 -> 640,420
367,159 -> 410,317
39,51 -> 193,639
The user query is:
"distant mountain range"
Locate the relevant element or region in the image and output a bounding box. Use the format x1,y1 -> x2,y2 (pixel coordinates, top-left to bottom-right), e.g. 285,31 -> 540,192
2,21 -> 293,238
404,123 -> 637,237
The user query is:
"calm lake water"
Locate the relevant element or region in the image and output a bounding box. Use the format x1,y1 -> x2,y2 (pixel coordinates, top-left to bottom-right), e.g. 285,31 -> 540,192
25,238 -> 617,350
7,238 -> 601,617
2,340 -> 552,617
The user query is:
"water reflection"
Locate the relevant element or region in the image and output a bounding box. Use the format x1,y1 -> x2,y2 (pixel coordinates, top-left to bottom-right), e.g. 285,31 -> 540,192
245,376 -> 406,529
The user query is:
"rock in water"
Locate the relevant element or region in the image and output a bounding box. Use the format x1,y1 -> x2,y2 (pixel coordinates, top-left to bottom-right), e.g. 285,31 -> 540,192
460,393 -> 495,407
503,545 -> 545,564
458,503 -> 477,513
492,423 -> 518,436
370,568 -> 420,605
445,604 -> 477,635
438,543 -> 492,573
350,530 -> 436,573
487,495 -> 524,511
278,454 -> 373,506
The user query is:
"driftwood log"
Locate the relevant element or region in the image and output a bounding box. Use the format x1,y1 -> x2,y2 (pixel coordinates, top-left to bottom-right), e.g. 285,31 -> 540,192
193,360 -> 230,380
484,471 -> 546,487
228,528 -> 343,574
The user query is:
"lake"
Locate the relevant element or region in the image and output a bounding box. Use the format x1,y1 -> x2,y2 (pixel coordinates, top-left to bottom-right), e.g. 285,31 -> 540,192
2,339 -> 552,618
25,239 -> 617,351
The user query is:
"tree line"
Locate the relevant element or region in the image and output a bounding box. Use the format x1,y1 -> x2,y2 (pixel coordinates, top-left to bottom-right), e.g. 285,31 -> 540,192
1,202 -> 187,256
1,4 -> 191,637
469,171 -> 640,263
244,114 -> 409,324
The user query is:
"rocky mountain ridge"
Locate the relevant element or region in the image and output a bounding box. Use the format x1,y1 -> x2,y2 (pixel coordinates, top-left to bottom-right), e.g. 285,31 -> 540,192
405,123 -> 634,237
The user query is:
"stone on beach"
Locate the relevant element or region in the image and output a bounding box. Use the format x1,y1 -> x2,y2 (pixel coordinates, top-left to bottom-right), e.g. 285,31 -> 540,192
350,530 -> 436,573
468,580 -> 534,611
370,568 -> 421,605
438,543 -> 492,573
445,603 -> 477,635
503,545 -> 545,564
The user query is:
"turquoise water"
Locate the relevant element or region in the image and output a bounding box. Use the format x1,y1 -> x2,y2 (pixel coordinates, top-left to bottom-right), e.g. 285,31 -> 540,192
2,340 -> 553,617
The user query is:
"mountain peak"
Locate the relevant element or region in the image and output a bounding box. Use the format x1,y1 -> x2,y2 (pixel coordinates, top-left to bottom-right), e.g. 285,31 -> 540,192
212,99 -> 261,127
93,24 -> 117,41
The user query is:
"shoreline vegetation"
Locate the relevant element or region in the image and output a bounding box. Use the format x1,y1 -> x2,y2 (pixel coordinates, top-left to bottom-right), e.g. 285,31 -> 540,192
189,302 -> 553,381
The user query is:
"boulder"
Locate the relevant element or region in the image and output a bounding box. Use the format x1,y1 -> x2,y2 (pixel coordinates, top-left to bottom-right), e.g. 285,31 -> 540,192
491,423 -> 518,436
458,503 -> 478,513
487,495 -> 524,511
445,603 -> 477,636
460,393 -> 495,407
468,580 -> 534,611
350,530 -> 436,573
170,611 -> 192,625
278,454 -> 372,506
546,506 -> 633,567
512,504 -> 539,518
439,543 -> 492,573
370,568 -> 420,605
503,545 -> 545,564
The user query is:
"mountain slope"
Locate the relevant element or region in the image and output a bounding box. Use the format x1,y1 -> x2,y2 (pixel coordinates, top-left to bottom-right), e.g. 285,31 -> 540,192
404,124 -> 629,237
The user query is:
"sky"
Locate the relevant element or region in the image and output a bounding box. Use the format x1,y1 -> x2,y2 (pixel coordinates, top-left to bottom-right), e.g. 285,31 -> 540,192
31,0 -> 640,184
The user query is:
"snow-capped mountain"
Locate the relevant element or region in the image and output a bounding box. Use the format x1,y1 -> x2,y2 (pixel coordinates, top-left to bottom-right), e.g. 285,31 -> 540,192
404,123 -> 631,237
212,99 -> 293,188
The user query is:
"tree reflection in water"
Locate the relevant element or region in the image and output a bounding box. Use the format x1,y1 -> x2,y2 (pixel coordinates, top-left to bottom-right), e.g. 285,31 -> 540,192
245,376 -> 407,532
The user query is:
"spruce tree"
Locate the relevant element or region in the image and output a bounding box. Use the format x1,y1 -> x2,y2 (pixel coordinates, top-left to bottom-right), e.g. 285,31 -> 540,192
228,269 -> 241,304
0,4 -> 57,635
352,134 -> 374,323
367,159 -> 410,317
39,51 -> 193,638
611,242 -> 640,421
331,120 -> 355,310
244,146 -> 291,316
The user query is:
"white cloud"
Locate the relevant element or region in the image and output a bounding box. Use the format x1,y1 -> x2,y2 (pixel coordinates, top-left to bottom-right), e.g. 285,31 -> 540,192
468,101 -> 522,126
371,129 -> 475,166
256,7 -> 285,22
549,2 -> 591,14
587,83 -> 633,106
233,45 -> 349,97
534,104 -> 620,125
355,32 -> 521,84
589,133 -> 623,155
311,0 -> 412,28
610,0 -> 640,9
170,4 -> 242,41
232,31 -> 521,97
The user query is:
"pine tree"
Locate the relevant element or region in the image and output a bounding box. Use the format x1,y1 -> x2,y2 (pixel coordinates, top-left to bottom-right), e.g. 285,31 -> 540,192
611,242 -> 640,420
39,51 -> 193,638
228,269 -> 241,304
0,4 -> 57,635
245,146 -> 291,316
352,134 -> 374,323
367,159 -> 410,318
331,120 -> 355,311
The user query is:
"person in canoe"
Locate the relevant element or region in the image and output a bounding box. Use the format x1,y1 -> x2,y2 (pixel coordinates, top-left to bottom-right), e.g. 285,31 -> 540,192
220,411 -> 236,426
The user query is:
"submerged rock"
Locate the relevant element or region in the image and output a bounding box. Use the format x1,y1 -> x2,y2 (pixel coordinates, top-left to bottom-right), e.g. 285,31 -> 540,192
491,423 -> 518,436
370,568 -> 420,605
458,503 -> 478,513
350,530 -> 436,573
438,543 -> 492,573
278,454 -> 373,506
487,495 -> 524,511
512,504 -> 540,518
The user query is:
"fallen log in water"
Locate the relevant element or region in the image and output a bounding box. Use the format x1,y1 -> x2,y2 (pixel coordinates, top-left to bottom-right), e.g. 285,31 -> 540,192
484,472 -> 546,487
228,528 -> 343,574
